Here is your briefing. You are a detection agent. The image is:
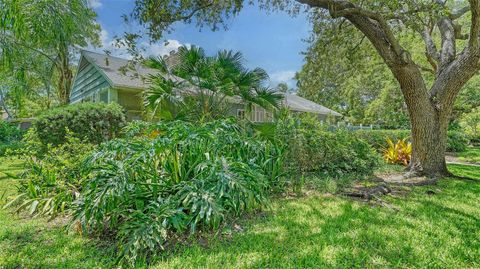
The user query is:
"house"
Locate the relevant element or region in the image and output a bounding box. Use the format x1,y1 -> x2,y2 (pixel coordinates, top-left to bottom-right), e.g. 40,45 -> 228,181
70,50 -> 342,121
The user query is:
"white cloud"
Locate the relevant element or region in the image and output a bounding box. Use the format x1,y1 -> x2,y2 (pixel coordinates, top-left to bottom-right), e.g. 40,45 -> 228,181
92,28 -> 189,59
88,0 -> 102,9
270,70 -> 297,88
97,29 -> 132,59
142,40 -> 191,57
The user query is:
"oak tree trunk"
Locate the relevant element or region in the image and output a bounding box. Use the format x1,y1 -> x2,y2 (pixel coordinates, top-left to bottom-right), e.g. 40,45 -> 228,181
392,65 -> 453,178
408,107 -> 450,177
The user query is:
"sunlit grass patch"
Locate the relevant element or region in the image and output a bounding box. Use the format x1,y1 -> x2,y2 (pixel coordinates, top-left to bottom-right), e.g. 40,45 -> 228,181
457,147 -> 480,164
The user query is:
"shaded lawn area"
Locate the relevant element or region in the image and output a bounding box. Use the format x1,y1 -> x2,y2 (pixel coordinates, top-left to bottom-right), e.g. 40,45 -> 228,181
0,157 -> 479,268
457,147 -> 480,164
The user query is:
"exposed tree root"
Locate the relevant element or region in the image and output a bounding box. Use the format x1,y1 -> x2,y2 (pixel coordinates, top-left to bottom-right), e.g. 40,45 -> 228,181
379,171 -> 439,186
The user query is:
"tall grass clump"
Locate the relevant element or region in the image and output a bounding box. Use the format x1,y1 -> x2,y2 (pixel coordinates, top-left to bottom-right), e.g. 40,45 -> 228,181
74,119 -> 283,266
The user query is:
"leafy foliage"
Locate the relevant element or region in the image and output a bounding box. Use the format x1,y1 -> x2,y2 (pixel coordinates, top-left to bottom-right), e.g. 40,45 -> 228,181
275,113 -> 380,180
74,119 -> 283,266
446,131 -> 469,152
383,138 -> 412,166
0,0 -> 100,104
354,130 -> 411,151
0,120 -> 24,156
33,102 -> 126,147
0,121 -> 23,142
459,108 -> 480,143
4,133 -> 95,216
355,129 -> 468,153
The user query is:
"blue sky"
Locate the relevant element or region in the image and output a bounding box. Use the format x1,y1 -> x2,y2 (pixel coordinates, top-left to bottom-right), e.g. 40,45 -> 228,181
90,0 -> 312,88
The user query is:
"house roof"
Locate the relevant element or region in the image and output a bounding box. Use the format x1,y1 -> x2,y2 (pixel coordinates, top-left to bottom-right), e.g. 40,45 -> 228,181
81,50 -> 173,90
79,50 -> 342,117
282,93 -> 342,117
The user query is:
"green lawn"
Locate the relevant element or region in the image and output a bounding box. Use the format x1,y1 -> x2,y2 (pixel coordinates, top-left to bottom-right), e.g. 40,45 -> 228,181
458,147 -> 480,164
0,158 -> 115,268
1,158 -> 479,268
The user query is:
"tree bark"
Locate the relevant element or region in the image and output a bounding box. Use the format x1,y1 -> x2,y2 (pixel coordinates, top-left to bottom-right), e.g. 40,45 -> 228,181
408,107 -> 450,177
57,48 -> 73,105
389,62 -> 458,178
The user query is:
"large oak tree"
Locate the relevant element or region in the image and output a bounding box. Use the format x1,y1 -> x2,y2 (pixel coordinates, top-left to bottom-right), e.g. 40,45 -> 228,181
130,0 -> 480,178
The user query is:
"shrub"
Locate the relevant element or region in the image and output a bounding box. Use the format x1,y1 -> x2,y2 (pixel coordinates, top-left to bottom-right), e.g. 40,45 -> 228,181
459,107 -> 480,143
354,130 -> 411,151
383,138 -> 412,166
0,120 -> 23,142
276,114 -> 380,180
355,129 -> 469,153
33,102 -> 126,146
0,121 -> 24,156
5,133 -> 95,216
74,119 -> 283,266
446,131 -> 469,152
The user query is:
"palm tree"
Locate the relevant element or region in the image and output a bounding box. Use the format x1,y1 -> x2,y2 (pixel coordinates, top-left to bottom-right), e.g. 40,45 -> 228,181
143,72 -> 184,121
144,45 -> 284,121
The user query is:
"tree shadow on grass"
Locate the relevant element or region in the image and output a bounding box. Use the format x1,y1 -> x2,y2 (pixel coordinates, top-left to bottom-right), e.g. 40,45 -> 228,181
0,212 -> 116,269
153,179 -> 480,269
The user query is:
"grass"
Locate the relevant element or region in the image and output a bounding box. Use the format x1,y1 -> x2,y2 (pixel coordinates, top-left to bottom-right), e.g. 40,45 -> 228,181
457,147 -> 480,164
0,157 -> 479,268
0,157 -> 115,268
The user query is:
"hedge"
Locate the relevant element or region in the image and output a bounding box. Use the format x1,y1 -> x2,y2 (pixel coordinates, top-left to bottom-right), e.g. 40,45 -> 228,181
276,116 -> 381,178
33,102 -> 126,146
354,129 -> 469,152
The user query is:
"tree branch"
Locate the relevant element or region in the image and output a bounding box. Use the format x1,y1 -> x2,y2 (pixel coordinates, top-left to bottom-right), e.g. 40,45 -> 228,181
450,6 -> 470,20
469,0 -> 480,48
438,17 -> 456,66
420,26 -> 440,71
296,0 -> 408,67
2,33 -> 59,67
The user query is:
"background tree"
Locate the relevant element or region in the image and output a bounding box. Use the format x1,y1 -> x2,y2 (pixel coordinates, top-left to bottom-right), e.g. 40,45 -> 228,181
130,0 -> 480,178
460,107 -> 480,141
0,0 -> 100,105
296,15 -> 411,128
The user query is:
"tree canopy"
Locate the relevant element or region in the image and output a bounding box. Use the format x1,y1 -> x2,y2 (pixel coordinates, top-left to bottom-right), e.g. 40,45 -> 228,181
0,0 -> 100,110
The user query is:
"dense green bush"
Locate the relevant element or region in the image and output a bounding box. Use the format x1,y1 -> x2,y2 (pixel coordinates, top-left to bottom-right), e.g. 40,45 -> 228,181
354,130 -> 411,151
0,121 -> 24,156
447,131 -> 469,152
33,102 -> 126,146
276,114 -> 380,180
354,129 -> 469,152
5,133 -> 95,216
74,119 -> 283,266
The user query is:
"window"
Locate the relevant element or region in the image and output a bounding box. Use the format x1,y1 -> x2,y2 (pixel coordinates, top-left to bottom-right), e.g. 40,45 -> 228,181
251,106 -> 265,122
100,89 -> 108,103
237,109 -> 245,119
